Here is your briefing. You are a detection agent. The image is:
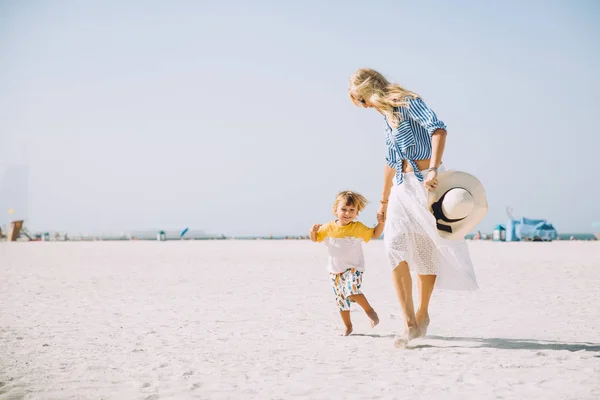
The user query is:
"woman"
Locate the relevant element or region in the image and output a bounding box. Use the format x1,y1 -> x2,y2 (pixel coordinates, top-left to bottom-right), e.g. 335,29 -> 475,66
348,68 -> 478,347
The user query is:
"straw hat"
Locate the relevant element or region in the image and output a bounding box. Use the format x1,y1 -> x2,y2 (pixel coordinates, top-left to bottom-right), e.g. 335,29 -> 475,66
427,170 -> 488,240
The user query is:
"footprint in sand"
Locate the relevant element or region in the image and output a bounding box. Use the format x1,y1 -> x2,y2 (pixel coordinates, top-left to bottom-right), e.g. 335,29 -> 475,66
183,370 -> 194,377
145,395 -> 159,400
141,383 -> 151,388
191,383 -> 202,390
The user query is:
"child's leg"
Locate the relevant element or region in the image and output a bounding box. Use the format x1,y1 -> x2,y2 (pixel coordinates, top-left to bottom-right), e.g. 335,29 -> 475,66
347,294 -> 379,328
339,310 -> 353,336
331,272 -> 353,336
343,269 -> 379,328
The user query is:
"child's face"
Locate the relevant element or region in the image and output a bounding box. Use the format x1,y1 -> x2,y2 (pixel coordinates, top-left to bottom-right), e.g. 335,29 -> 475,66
335,202 -> 358,225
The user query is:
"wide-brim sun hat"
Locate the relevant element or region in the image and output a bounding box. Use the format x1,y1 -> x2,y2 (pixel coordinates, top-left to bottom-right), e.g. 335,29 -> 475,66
427,170 -> 488,240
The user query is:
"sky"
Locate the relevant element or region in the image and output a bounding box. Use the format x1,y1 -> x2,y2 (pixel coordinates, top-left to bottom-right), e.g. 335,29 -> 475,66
1,0 -> 599,236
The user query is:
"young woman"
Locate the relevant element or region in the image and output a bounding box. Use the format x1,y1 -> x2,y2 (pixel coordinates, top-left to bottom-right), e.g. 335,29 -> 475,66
348,68 -> 478,347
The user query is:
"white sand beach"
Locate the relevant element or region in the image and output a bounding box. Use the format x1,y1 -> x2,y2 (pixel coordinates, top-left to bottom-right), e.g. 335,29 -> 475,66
1,240 -> 599,399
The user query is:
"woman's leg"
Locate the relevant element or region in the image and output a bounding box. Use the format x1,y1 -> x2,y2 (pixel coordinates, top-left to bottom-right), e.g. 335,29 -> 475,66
416,274 -> 436,336
392,261 -> 421,340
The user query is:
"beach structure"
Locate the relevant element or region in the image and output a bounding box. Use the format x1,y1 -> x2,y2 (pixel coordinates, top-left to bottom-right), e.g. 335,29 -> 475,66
505,217 -> 558,242
7,220 -> 24,241
492,224 -> 506,241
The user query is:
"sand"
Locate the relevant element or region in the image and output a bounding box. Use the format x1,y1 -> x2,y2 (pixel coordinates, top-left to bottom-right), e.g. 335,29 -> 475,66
1,240 -> 599,399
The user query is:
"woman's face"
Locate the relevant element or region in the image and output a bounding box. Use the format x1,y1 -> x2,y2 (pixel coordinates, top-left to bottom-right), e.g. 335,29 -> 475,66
350,92 -> 373,109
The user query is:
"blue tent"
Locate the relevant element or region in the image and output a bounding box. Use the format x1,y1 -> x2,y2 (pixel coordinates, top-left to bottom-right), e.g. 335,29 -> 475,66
506,219 -> 519,241
507,217 -> 558,241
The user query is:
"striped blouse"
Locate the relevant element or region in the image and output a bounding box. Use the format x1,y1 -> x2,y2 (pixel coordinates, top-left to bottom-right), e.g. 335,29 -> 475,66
384,97 -> 447,185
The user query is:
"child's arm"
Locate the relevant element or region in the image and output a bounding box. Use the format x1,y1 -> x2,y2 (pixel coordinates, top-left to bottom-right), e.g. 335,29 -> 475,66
310,224 -> 322,242
372,212 -> 386,239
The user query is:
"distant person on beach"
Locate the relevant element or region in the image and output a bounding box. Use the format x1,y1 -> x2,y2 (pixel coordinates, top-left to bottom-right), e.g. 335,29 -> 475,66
348,68 -> 479,347
310,190 -> 385,336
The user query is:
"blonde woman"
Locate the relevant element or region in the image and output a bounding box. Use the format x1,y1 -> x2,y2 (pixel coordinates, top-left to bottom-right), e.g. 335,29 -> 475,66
349,68 -> 478,347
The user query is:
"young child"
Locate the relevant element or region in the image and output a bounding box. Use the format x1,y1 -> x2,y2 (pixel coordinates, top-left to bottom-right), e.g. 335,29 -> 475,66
310,190 -> 385,336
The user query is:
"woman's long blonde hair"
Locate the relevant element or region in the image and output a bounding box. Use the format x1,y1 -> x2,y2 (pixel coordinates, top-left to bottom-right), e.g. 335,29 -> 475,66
348,68 -> 419,129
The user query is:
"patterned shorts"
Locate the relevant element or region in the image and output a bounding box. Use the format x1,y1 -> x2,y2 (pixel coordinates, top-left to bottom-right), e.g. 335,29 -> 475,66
330,268 -> 363,311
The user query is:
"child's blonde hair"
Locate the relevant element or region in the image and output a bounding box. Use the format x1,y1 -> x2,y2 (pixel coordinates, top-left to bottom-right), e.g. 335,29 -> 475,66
333,190 -> 368,214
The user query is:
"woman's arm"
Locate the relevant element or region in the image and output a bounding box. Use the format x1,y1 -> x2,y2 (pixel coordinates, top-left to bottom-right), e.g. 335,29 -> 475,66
429,129 -> 447,170
404,97 -> 448,190
381,164 -> 395,203
378,164 -> 396,219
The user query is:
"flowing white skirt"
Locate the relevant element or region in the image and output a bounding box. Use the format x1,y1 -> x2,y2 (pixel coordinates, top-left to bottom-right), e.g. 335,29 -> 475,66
383,168 -> 478,290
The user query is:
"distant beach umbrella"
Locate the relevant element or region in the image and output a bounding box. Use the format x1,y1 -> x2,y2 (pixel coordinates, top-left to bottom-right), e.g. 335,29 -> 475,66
180,227 -> 189,238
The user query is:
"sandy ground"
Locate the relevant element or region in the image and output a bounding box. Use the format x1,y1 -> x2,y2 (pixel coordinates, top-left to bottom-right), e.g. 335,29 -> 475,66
1,240 -> 599,400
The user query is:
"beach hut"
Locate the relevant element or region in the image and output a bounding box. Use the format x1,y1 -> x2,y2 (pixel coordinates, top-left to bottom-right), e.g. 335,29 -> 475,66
492,224 -> 506,241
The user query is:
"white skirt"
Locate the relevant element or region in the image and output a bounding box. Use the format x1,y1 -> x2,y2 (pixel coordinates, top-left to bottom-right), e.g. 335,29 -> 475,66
383,167 -> 478,291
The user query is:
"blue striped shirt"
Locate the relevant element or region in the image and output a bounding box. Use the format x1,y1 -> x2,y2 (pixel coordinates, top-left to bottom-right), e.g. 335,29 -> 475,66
384,97 -> 447,185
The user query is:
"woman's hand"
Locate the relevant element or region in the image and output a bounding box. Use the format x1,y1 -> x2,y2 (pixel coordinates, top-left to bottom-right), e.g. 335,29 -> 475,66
377,202 -> 388,221
424,169 -> 438,192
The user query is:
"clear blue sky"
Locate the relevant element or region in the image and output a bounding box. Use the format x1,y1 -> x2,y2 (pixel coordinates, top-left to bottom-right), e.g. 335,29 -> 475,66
1,0 -> 599,236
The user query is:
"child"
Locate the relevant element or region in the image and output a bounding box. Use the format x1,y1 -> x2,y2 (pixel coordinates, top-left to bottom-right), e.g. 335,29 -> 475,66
310,190 -> 385,336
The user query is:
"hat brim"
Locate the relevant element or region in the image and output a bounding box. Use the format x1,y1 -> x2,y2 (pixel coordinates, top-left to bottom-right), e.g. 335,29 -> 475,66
427,170 -> 488,240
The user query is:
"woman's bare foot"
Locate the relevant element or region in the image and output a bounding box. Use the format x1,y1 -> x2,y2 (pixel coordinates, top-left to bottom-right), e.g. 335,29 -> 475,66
366,309 -> 379,328
341,325 -> 353,336
393,324 -> 421,348
416,312 -> 430,338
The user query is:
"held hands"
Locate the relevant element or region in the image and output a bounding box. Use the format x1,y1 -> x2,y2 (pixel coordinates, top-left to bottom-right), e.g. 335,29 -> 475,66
373,204 -> 387,239
377,202 -> 388,222
424,169 -> 439,192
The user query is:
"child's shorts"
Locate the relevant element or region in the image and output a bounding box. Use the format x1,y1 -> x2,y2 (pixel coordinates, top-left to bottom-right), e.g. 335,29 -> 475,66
330,268 -> 363,311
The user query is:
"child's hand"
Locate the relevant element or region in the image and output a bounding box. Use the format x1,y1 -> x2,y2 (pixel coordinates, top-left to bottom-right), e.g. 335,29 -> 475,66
311,224 -> 322,233
377,212 -> 386,223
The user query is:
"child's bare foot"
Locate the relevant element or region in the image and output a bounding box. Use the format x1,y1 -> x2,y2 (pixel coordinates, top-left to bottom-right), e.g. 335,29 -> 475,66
366,309 -> 379,328
341,325 -> 353,336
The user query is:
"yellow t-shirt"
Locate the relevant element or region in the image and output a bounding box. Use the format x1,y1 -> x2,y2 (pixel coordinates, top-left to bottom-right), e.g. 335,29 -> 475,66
316,221 -> 374,273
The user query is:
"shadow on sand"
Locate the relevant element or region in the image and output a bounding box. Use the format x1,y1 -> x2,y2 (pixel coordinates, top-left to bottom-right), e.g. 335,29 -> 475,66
351,334 -> 600,352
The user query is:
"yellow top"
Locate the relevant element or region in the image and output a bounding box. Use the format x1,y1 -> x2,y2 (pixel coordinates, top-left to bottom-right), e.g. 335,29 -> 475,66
316,221 -> 374,242
316,221 -> 374,273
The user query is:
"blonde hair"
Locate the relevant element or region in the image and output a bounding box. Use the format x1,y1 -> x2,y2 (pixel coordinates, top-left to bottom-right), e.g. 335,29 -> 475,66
348,68 -> 419,129
333,190 -> 368,214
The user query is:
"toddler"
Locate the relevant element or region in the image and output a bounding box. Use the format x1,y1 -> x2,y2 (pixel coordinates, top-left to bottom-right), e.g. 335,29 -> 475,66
310,190 -> 384,336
